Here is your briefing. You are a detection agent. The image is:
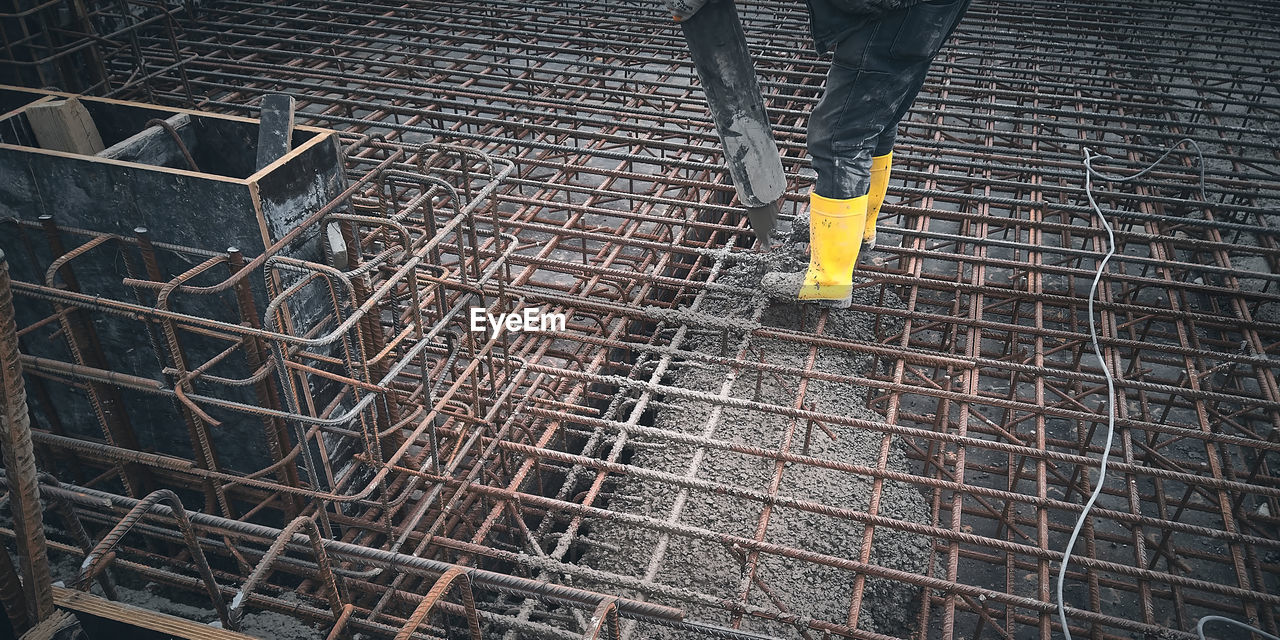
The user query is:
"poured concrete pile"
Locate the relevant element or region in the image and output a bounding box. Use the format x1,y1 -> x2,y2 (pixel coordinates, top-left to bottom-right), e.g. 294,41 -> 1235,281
587,238 -> 936,638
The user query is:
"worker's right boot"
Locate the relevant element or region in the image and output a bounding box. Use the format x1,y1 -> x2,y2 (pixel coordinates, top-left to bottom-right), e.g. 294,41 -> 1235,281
760,191 -> 867,308
862,151 -> 892,254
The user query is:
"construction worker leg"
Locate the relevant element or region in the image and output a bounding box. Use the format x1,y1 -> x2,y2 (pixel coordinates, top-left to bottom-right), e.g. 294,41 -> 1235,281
803,17 -> 902,300
798,191 -> 867,301
784,0 -> 970,304
865,150 -> 892,251
804,15 -> 929,298
863,0 -> 972,251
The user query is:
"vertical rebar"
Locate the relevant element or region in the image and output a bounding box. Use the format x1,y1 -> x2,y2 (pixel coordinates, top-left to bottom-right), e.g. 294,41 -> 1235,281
39,216 -> 150,497
0,249 -> 54,624
227,247 -> 304,517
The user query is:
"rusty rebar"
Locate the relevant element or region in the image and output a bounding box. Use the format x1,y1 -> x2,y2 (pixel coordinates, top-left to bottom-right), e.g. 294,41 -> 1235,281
0,2 -> 1277,639
0,250 -> 54,624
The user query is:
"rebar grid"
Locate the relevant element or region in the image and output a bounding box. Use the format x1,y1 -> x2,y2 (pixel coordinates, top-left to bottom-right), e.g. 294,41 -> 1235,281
0,1 -> 1277,639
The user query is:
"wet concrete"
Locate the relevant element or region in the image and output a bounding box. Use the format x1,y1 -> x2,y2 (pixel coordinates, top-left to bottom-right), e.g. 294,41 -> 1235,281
587,239 -> 936,638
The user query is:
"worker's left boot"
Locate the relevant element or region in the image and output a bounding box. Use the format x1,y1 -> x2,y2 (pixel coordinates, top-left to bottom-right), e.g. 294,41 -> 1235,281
760,191 -> 867,308
862,151 -> 892,255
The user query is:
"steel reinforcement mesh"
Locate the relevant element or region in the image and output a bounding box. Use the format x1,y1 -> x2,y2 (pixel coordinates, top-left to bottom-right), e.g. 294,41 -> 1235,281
1,1 -> 1278,639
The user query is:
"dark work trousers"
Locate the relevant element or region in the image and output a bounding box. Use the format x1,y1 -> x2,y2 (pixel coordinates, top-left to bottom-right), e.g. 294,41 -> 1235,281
807,0 -> 970,199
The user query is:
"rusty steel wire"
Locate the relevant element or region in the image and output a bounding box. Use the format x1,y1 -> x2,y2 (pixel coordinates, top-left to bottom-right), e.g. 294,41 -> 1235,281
0,0 -> 1277,639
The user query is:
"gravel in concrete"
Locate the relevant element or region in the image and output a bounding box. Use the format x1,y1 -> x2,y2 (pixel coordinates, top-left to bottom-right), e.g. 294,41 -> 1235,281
585,242 -> 936,639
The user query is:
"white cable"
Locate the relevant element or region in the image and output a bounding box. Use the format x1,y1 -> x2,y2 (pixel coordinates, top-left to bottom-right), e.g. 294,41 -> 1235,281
1197,616 -> 1280,640
1054,143 -> 1121,640
1058,139 -> 1276,640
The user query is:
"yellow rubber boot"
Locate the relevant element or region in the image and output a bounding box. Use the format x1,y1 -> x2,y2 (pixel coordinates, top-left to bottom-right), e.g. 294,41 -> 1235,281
863,152 -> 892,251
799,192 -> 867,302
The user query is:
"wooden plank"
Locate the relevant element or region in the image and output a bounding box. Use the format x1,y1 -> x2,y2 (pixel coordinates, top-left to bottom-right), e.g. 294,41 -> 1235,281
25,98 -> 104,155
254,94 -> 294,171
52,587 -> 258,640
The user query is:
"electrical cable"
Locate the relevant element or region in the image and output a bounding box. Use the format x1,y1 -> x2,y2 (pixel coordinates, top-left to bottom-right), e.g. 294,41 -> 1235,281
1197,616 -> 1280,640
1059,139 -> 1275,640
